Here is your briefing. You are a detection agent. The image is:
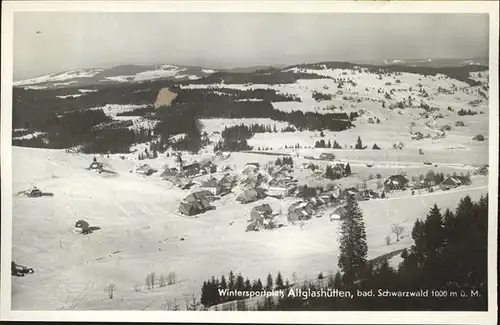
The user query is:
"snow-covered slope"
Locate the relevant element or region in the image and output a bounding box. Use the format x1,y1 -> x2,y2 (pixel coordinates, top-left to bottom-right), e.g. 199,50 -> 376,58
10,146 -> 488,310
14,65 -> 217,89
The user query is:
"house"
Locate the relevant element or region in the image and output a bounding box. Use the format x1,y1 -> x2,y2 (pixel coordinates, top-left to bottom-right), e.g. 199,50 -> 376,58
330,206 -> 348,221
274,165 -> 293,175
161,168 -> 180,182
237,188 -> 266,204
318,192 -> 335,204
412,179 -> 434,190
266,178 -> 296,198
332,163 -> 348,177
182,162 -> 201,176
320,152 -> 335,161
439,175 -> 471,191
135,164 -> 157,176
250,203 -> 273,222
411,132 -> 424,140
184,190 -> 215,203
179,200 -> 214,216
74,219 -> 101,235
245,162 -> 260,170
218,174 -> 235,193
384,175 -> 409,191
288,201 -> 315,222
201,177 -> 221,195
179,191 -> 215,216
339,187 -> 362,200
361,189 -> 379,199
88,162 -> 104,172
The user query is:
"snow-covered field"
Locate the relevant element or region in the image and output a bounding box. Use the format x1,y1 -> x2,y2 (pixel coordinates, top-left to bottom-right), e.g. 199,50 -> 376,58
10,146 -> 488,310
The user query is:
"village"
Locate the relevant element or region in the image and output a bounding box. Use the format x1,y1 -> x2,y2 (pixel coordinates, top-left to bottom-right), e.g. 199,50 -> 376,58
81,146 -> 488,236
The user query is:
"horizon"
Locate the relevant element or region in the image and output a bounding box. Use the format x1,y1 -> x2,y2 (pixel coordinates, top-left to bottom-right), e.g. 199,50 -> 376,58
13,55 -> 490,82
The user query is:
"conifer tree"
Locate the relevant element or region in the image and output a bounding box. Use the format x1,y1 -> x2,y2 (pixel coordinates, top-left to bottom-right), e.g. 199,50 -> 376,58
338,195 -> 368,282
345,163 -> 351,175
220,275 -> 227,290
244,278 -> 252,291
200,281 -> 209,307
253,278 -> 263,291
355,136 -> 364,149
424,204 -> 444,258
266,273 -> 274,290
275,272 -> 284,290
228,271 -> 235,290
235,273 -> 245,291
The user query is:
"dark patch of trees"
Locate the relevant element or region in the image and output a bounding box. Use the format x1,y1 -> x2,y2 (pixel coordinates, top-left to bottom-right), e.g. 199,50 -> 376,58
275,157 -> 294,166
457,109 -> 478,116
264,195 -> 488,311
116,105 -> 154,116
312,91 -> 333,101
200,270 -> 290,308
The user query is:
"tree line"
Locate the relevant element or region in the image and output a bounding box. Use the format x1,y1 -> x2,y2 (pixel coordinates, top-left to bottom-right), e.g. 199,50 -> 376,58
196,194 -> 487,311
200,270 -> 289,308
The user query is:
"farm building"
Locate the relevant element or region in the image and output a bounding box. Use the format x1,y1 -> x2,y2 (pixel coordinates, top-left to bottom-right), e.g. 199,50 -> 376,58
135,164 -> 157,176
330,206 -> 348,221
274,165 -> 293,176
266,178 -> 297,198
318,191 -> 336,203
182,162 -> 201,176
87,162 -> 104,172
288,201 -> 315,222
179,200 -> 214,216
161,168 -> 180,182
439,175 -> 471,191
320,152 -> 335,161
74,219 -> 101,235
384,175 -> 409,191
237,188 -> 267,204
218,174 -> 236,194
308,196 -> 326,208
245,162 -> 260,170
332,163 -> 348,177
412,179 -> 435,190
411,132 -> 424,140
200,177 -> 221,195
339,187 -> 363,200
179,191 -> 215,216
250,203 -> 273,222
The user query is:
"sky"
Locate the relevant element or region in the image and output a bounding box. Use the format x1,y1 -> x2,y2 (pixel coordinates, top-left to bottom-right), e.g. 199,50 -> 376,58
13,12 -> 489,80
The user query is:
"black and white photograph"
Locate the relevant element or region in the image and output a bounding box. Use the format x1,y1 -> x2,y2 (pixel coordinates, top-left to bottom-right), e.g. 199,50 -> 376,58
1,1 -> 498,323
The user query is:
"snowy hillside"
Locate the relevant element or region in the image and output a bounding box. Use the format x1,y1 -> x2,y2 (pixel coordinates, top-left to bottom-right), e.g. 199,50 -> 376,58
10,146 -> 488,310
13,64 -> 217,89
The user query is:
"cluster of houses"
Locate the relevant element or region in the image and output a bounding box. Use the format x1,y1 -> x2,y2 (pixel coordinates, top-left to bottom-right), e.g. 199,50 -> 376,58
384,173 -> 472,192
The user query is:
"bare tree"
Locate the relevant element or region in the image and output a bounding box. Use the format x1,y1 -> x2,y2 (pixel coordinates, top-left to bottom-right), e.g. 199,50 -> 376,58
391,224 -> 404,242
106,283 -> 116,299
150,272 -> 156,289
291,272 -> 298,284
159,275 -> 166,287
167,272 -> 177,285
